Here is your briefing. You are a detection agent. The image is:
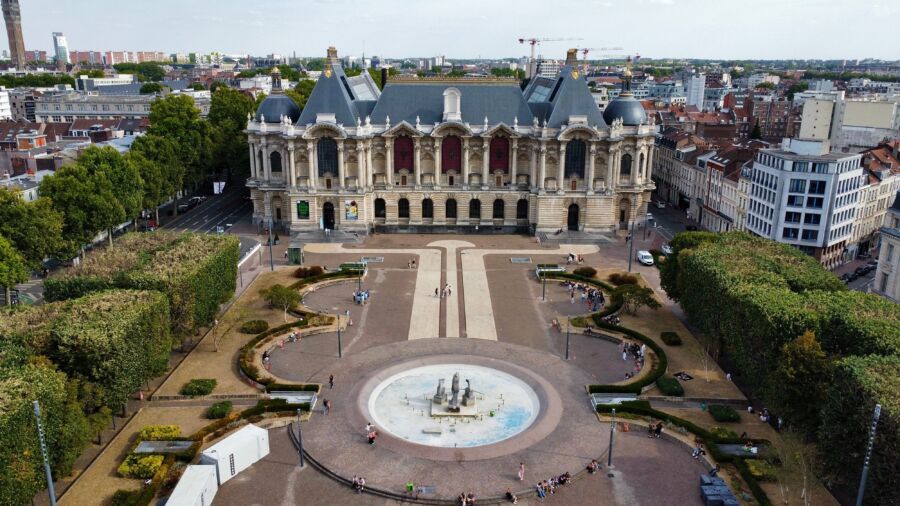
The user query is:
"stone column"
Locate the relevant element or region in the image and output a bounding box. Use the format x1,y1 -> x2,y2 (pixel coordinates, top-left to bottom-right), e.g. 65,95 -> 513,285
287,145 -> 296,188
557,141 -> 567,192
606,148 -> 615,191
357,144 -> 365,190
262,144 -> 271,180
510,139 -> 518,187
337,140 -> 345,189
538,144 -> 547,191
462,137 -> 470,188
386,138 -> 394,186
365,143 -> 373,189
587,144 -> 596,193
414,137 -> 421,188
530,145 -> 538,190
307,140 -> 317,191
248,142 -> 257,178
482,138 -> 490,187
434,138 -> 442,186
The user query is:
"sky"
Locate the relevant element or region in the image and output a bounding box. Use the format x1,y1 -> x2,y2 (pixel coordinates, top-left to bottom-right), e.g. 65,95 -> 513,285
14,0 -> 900,61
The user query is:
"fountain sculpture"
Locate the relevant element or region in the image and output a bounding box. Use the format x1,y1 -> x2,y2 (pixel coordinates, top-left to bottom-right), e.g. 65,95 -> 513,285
431,372 -> 477,416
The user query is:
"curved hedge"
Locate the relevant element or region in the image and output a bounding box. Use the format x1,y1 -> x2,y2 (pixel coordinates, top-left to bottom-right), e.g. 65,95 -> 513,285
586,321 -> 668,394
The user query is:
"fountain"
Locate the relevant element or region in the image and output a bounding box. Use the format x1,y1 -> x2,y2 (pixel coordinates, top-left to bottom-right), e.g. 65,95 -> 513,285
367,364 -> 540,448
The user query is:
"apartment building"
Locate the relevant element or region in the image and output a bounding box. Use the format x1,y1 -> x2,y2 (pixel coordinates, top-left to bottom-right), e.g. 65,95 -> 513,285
850,142 -> 900,258
873,193 -> 900,301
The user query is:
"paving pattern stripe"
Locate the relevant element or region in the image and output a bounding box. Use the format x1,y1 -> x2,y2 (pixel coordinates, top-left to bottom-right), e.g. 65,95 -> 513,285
424,240 -> 475,338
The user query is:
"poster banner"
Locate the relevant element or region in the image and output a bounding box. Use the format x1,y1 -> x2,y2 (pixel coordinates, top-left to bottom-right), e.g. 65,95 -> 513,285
344,200 -> 359,220
297,200 -> 310,219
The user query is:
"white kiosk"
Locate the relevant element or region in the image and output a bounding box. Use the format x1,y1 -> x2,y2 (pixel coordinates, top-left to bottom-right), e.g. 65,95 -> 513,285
165,465 -> 218,506
199,424 -> 270,485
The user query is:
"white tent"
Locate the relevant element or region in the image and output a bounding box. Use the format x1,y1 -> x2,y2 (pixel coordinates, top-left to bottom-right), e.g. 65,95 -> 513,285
166,465 -> 218,506
199,424 -> 270,485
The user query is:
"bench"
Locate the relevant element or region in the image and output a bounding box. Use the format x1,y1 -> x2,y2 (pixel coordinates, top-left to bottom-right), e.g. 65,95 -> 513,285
590,393 -> 637,408
269,391 -> 318,409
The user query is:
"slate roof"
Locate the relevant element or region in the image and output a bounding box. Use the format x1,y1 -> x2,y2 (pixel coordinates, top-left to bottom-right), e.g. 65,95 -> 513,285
370,80 -> 533,126
297,65 -> 380,126
95,80 -> 189,95
524,67 -> 606,128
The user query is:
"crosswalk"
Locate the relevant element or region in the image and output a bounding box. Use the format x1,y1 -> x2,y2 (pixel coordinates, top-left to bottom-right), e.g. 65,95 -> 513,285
14,278 -> 44,304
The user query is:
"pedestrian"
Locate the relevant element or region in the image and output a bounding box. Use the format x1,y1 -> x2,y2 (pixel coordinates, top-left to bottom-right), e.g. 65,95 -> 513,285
518,462 -> 525,481
708,465 -> 720,478
655,422 -> 663,438
367,430 -> 377,445
365,422 -> 373,435
535,483 -> 546,500
726,372 -> 732,381
323,399 -> 330,415
505,487 -> 518,504
435,287 -> 439,297
329,374 -> 334,389
622,350 -> 628,361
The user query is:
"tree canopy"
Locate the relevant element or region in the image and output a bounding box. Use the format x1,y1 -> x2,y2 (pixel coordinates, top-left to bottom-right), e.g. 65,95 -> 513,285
208,87 -> 256,180
147,94 -> 212,186
0,188 -> 65,269
113,62 -> 166,82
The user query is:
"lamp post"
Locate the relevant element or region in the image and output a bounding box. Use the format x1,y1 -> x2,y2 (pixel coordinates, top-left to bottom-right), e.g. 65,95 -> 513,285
855,403 -> 882,506
607,408 -> 616,470
336,312 -> 343,358
296,408 -> 305,468
565,316 -> 571,360
626,221 -> 636,273
32,401 -> 57,506
267,218 -> 274,272
541,274 -> 546,301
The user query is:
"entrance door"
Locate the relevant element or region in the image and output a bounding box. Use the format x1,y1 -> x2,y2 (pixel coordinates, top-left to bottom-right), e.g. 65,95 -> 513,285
567,203 -> 579,231
323,202 -> 335,230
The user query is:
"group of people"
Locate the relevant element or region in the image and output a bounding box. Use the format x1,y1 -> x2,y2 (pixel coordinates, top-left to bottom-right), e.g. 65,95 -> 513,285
691,439 -> 707,460
622,342 -> 646,378
353,289 -> 370,305
534,472 -> 572,499
407,259 -> 417,269
565,253 -> 585,265
457,491 -> 477,505
364,422 -> 379,445
435,283 -> 453,298
647,421 -> 664,439
748,405 -> 784,431
351,475 -> 366,493
562,281 -> 606,312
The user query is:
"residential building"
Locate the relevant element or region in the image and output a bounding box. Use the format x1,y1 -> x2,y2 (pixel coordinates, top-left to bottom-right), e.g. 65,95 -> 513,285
850,142 -> 900,258
69,50 -> 103,65
0,86 -> 11,120
652,127 -> 708,213
536,58 -> 560,79
52,32 -> 69,68
8,88 -> 35,121
745,94 -> 793,142
247,51 -> 656,234
34,91 -> 210,122
697,140 -> 767,232
1,0 -> 25,70
745,138 -> 864,268
873,192 -> 900,301
75,74 -> 137,91
685,73 -> 705,108
703,84 -> 731,111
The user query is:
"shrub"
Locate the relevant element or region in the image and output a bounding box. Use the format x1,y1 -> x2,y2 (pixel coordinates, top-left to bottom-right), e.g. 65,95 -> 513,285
180,379 -> 216,397
117,454 -> 164,479
746,459 -> 778,482
608,272 -> 639,286
656,376 -> 684,396
710,426 -> 739,440
293,265 -> 324,278
660,331 -> 682,346
709,404 -> 740,423
206,401 -> 233,419
138,425 -> 181,441
573,266 -> 597,278
239,320 -> 269,334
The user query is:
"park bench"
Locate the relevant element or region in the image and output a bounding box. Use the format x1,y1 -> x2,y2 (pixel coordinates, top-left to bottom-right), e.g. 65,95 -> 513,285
269,391 -> 318,409
590,392 -> 637,408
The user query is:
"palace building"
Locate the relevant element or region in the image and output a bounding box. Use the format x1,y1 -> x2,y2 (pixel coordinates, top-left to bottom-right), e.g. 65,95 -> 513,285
246,49 -> 656,235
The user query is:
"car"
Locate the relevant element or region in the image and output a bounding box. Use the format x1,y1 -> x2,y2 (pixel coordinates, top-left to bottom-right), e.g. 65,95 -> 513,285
686,225 -> 698,231
661,244 -> 674,256
847,272 -> 860,282
637,250 -> 654,266
177,203 -> 191,213
646,213 -> 654,221
840,273 -> 851,282
188,196 -> 205,206
655,200 -> 666,209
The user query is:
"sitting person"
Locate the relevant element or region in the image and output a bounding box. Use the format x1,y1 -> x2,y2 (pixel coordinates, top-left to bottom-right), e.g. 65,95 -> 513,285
535,483 -> 546,499
587,459 -> 600,473
742,441 -> 753,452
505,488 -> 518,504
466,492 -> 475,505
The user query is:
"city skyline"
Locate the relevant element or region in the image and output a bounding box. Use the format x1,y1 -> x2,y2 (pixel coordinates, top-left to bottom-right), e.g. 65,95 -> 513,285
11,0 -> 900,61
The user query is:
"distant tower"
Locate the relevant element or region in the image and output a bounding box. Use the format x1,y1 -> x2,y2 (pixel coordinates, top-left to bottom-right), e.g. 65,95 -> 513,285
326,46 -> 340,68
52,32 -> 69,71
2,0 -> 26,70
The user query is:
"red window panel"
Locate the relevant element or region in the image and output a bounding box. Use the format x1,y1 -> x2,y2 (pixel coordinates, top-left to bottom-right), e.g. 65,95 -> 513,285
489,137 -> 510,171
442,135 -> 461,172
394,136 -> 414,171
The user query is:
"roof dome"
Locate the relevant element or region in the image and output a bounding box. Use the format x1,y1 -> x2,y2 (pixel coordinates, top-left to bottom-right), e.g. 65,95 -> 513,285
603,95 -> 646,126
255,94 -> 300,124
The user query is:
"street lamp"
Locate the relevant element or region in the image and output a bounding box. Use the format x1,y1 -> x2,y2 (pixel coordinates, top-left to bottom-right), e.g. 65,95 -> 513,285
541,273 -> 546,301
856,403 -> 882,506
267,218 -> 274,272
607,408 -> 616,470
565,316 -> 571,360
336,311 -> 343,358
296,408 -> 305,468
32,401 -> 57,506
627,221 -> 636,273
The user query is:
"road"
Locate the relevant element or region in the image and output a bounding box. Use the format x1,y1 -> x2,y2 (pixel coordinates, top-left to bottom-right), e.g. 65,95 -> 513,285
162,187 -> 252,234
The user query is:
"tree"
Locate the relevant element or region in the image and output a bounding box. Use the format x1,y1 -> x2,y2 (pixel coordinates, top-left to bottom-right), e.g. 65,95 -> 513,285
113,62 -> 165,82
129,135 -> 182,219
139,82 -> 165,94
260,284 -> 300,322
209,81 -> 227,93
76,146 -> 143,240
0,234 -> 28,305
148,94 -> 212,188
750,119 -> 762,139
754,81 -> 777,90
766,331 -> 829,434
39,164 -> 124,257
613,284 -> 661,315
0,188 -> 65,269
787,82 -> 809,101
208,87 -> 256,181
285,79 -> 316,110
190,83 -> 205,91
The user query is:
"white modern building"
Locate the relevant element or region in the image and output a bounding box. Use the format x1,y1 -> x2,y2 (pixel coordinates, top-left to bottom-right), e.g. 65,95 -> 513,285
685,73 -> 705,108
166,465 -> 218,506
52,32 -> 69,65
746,138 -> 864,268
0,86 -> 11,120
199,424 -> 270,485
873,193 -> 900,301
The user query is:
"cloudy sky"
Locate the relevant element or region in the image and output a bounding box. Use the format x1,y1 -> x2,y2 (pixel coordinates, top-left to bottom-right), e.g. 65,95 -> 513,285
15,0 -> 900,60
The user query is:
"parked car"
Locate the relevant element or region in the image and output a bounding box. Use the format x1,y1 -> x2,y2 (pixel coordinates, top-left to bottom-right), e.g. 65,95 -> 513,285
177,203 -> 191,213
188,196 -> 205,207
637,250 -> 654,266
655,200 -> 666,209
661,243 -> 674,256
840,273 -> 851,282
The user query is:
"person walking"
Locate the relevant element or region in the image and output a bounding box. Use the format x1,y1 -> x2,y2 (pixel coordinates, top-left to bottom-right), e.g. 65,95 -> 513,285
518,462 -> 525,481
329,374 -> 334,389
322,399 -> 330,415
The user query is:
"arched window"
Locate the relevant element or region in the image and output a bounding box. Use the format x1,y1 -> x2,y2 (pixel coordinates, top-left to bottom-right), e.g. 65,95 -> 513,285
565,140 -> 586,179
516,199 -> 528,219
639,152 -> 645,177
422,198 -> 434,219
492,199 -> 505,219
446,198 -> 457,219
317,137 -> 338,176
442,135 -> 461,172
469,199 -> 481,219
394,136 -> 413,171
374,198 -> 386,218
270,151 -> 282,173
621,153 -> 632,177
443,87 -> 461,121
489,137 -> 510,172
398,198 -> 410,218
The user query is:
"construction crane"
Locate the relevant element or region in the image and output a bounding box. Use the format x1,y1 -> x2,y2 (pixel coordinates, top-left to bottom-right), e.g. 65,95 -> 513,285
518,37 -> 583,78
577,47 -> 625,75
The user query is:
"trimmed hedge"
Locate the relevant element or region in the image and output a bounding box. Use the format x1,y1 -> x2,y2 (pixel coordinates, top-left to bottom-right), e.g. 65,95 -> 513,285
117,454 -> 164,479
206,401 -> 233,419
660,331 -> 682,346
597,401 -> 771,506
656,376 -> 684,396
293,265 -> 324,278
239,320 -> 269,334
138,425 -> 181,441
265,383 -> 322,393
708,404 -> 740,423
573,266 -> 597,278
587,321 -> 668,394
608,272 -> 640,286
45,232 -> 239,336
180,379 -> 216,397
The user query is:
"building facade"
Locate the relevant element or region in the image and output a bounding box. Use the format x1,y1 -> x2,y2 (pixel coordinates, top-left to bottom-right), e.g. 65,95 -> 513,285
746,138 -> 864,268
246,58 -> 656,235
52,32 -> 69,68
34,91 -> 210,122
873,193 -> 900,302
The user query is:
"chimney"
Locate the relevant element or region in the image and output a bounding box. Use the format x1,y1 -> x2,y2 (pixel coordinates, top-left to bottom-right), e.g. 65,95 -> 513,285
380,68 -> 388,89
565,48 -> 578,68
326,46 -> 340,68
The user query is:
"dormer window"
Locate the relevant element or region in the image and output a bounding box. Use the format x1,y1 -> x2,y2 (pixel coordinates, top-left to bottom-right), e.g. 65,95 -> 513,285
443,88 -> 461,122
